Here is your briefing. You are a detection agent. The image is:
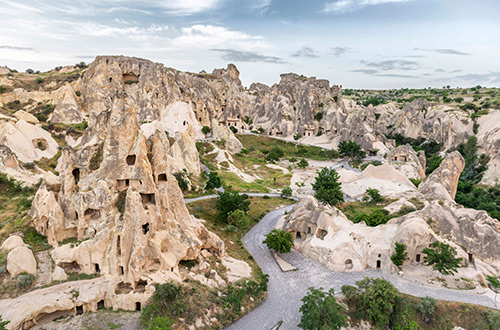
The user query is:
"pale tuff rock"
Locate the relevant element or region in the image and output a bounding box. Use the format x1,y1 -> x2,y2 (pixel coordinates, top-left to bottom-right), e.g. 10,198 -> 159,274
13,110 -> 39,124
51,266 -> 68,281
477,110 -> 500,185
0,119 -> 58,163
7,245 -> 37,277
210,118 -> 243,153
1,235 -> 26,252
169,125 -> 201,174
418,151 -> 465,201
0,66 -> 10,75
387,145 -> 426,179
49,84 -> 83,124
342,163 -> 416,199
221,256 -> 252,283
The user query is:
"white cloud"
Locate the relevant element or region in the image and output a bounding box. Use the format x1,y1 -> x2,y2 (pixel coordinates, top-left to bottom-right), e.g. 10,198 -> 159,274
323,0 -> 412,14
157,0 -> 222,15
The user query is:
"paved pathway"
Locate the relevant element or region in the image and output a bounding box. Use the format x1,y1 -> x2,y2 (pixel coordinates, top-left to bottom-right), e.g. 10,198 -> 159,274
226,205 -> 499,330
34,251 -> 52,288
184,193 -> 297,204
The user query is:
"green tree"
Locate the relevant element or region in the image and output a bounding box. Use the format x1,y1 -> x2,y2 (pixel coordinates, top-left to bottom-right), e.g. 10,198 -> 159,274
201,125 -> 211,137
390,242 -> 408,267
0,316 -> 9,330
362,188 -> 383,203
298,287 -> 348,330
294,133 -> 301,140
416,296 -> 437,319
205,171 -> 222,191
265,147 -> 284,162
338,140 -> 365,159
263,229 -> 294,253
297,158 -> 309,169
173,170 -> 189,191
312,168 -> 344,206
314,112 -> 323,121
355,277 -> 400,328
227,209 -> 250,229
230,126 -> 238,134
422,241 -> 462,275
281,186 -> 292,198
215,191 -> 250,220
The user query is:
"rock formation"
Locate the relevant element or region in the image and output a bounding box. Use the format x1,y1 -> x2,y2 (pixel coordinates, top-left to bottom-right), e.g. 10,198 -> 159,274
387,145 -> 426,179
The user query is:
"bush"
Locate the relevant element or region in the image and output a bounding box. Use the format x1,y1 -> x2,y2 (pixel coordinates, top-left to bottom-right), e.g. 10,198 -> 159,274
338,140 -> 365,159
409,178 -> 422,187
422,241 -> 462,275
298,287 -> 347,330
201,126 -> 211,136
355,277 -> 400,327
362,188 -> 383,203
265,147 -> 284,162
294,133 -> 301,140
487,311 -> 500,330
36,77 -> 43,84
229,126 -> 238,134
205,171 -> 222,191
154,283 -> 181,306
215,191 -> 250,220
391,242 -> 408,267
173,170 -> 189,191
341,284 -> 359,300
16,273 -> 35,289
263,229 -> 294,253
486,275 -> 500,289
281,186 -> 292,198
312,168 -> 344,206
227,209 -> 250,229
25,69 -> 34,74
297,158 -> 309,169
314,112 -> 323,121
416,296 -> 437,319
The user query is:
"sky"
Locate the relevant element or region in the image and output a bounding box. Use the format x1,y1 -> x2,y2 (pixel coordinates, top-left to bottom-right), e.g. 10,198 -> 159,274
0,0 -> 499,89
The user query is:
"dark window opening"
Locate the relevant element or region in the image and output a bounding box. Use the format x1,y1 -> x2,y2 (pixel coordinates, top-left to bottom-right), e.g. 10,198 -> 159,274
307,227 -> 311,234
84,208 -> 100,221
158,173 -> 167,182
135,302 -> 141,311
125,179 -> 130,186
97,300 -> 105,310
140,193 -> 155,205
199,117 -> 202,121
72,168 -> 80,184
109,77 -> 112,83
135,280 -> 147,293
376,260 -> 381,269
59,261 -> 81,274
316,229 -> 328,239
75,211 -> 78,220
345,259 -> 353,270
120,266 -> 124,275
115,282 -> 132,294
76,305 -> 83,315
126,155 -> 136,166
378,253 -> 381,258
106,59 -> 109,65
94,263 -> 100,273
296,232 -> 301,239
416,254 -> 421,263
468,253 -> 474,263
183,120 -> 187,126
142,223 -> 150,235
117,236 -> 121,256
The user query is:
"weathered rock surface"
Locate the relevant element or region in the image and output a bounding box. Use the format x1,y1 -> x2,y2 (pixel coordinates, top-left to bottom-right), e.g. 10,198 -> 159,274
387,145 -> 426,179
418,151 -> 464,201
49,84 -> 83,124
1,235 -> 26,252
168,125 -> 201,174
7,245 -> 37,277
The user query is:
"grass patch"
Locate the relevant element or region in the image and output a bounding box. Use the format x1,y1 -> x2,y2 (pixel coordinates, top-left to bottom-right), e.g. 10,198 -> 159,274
34,150 -> 61,175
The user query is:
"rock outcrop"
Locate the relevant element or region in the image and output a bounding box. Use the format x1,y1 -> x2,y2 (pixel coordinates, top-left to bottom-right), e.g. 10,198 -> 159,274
49,84 -> 83,124
7,245 -> 37,277
387,145 -> 426,179
418,151 -> 464,201
168,125 -> 201,174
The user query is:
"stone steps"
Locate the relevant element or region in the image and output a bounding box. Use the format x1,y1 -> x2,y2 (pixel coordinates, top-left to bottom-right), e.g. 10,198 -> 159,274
34,251 -> 53,288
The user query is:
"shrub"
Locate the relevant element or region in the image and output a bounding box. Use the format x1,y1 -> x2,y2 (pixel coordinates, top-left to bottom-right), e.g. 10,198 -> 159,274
297,158 -> 309,169
229,126 -> 238,134
89,144 -> 103,170
227,209 -> 250,229
298,287 -> 347,330
362,188 -> 383,203
173,170 -> 189,191
16,273 -> 35,289
391,242 -> 408,267
341,284 -> 359,300
416,296 -> 437,319
281,186 -> 292,198
338,140 -> 365,159
486,275 -> 500,289
422,241 -> 462,275
25,69 -> 34,74
487,311 -> 500,330
409,178 -> 422,187
263,229 -> 294,253
201,126 -> 211,136
205,171 -> 222,191
153,283 -> 181,306
314,112 -> 323,121
223,285 -> 246,313
36,77 -> 43,84
312,168 -> 344,206
124,80 -> 139,85
293,133 -> 301,140
215,191 -> 250,220
355,277 -> 400,327
265,147 -> 284,162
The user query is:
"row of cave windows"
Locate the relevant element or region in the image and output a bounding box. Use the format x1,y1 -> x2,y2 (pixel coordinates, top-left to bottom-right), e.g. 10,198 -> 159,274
75,300 -> 142,316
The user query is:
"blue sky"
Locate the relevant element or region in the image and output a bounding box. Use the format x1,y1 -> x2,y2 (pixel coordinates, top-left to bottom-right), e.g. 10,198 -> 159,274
0,0 -> 499,88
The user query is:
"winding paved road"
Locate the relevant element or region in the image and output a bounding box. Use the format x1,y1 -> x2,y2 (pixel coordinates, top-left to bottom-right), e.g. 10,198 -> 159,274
223,204 -> 499,330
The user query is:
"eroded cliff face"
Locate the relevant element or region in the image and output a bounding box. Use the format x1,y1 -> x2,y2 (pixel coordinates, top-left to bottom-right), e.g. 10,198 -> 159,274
28,95 -> 225,313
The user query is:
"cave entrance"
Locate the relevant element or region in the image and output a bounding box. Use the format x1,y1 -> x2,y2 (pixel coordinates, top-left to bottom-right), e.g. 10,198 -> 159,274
140,193 -> 155,205
97,300 -> 105,310
468,253 -> 474,263
158,173 -> 167,182
135,302 -> 142,311
296,232 -> 301,239
94,263 -> 100,273
345,259 -> 353,270
72,168 -> 80,184
416,254 -> 421,263
376,260 -> 381,269
120,266 -> 124,275
142,223 -> 150,235
59,261 -> 81,274
84,209 -> 100,221
126,155 -> 136,166
76,305 -> 83,315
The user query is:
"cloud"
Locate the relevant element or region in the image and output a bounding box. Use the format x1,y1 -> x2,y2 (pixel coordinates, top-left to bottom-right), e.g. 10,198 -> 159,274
435,49 -> 471,56
0,45 -> 35,51
360,59 -> 419,71
453,72 -> 500,85
350,69 -> 378,74
292,46 -> 318,58
157,0 -> 222,15
450,69 -> 462,73
375,73 -> 418,78
323,0 -> 412,14
435,68 -> 445,73
329,46 -> 350,57
211,49 -> 285,63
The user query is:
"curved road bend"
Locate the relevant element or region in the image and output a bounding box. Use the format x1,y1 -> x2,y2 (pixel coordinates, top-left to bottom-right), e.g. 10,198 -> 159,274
225,204 -> 498,330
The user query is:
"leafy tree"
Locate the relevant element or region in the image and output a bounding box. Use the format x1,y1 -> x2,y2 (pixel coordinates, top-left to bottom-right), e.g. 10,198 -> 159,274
363,96 -> 386,107
362,188 -> 383,203
297,158 -> 309,169
265,147 -> 284,162
263,229 -> 294,253
355,277 -> 400,328
281,186 -> 292,198
0,316 -> 8,330
454,97 -> 464,103
312,168 -> 344,206
353,209 -> 390,226
227,209 -> 250,229
422,241 -> 462,275
338,140 -> 365,159
205,171 -> 222,191
293,133 -> 301,140
390,242 -> 408,267
215,191 -> 250,220
229,126 -> 238,134
314,112 -> 323,121
25,68 -> 34,74
298,287 -> 348,330
201,125 -> 211,137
